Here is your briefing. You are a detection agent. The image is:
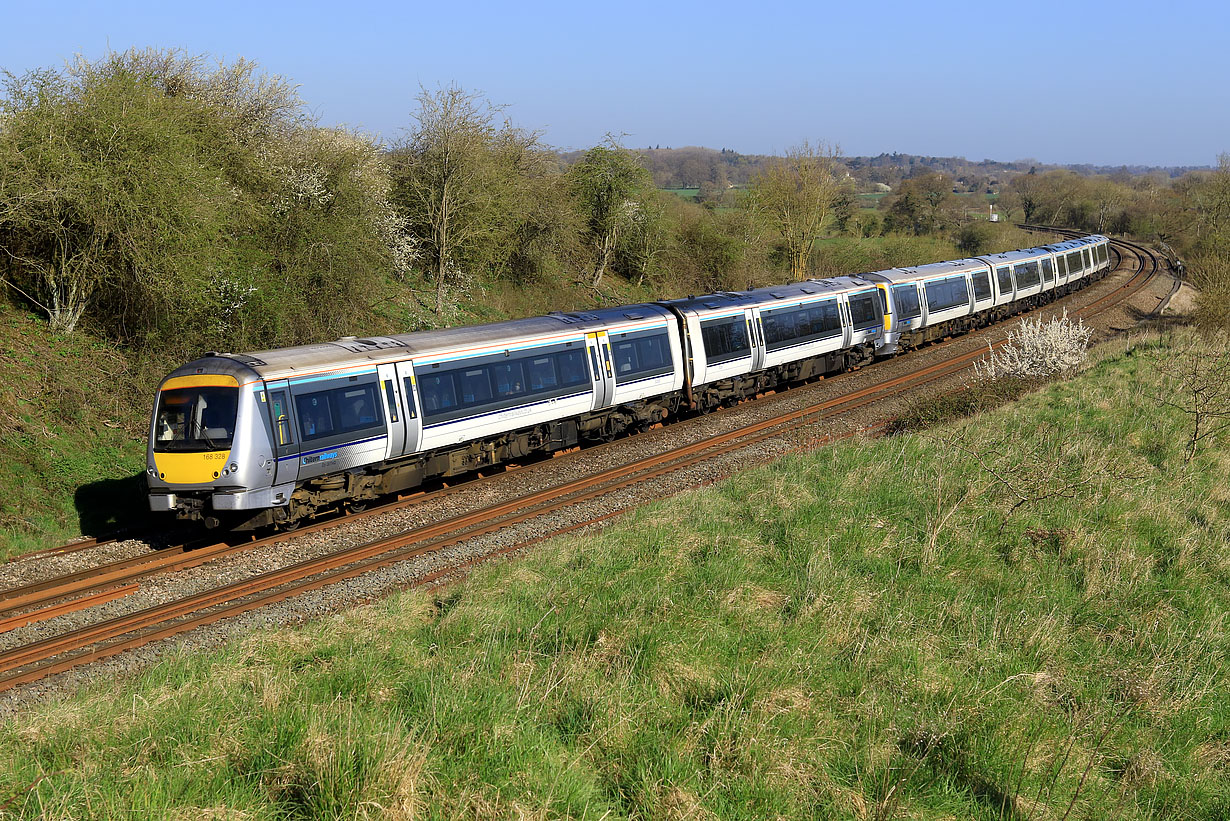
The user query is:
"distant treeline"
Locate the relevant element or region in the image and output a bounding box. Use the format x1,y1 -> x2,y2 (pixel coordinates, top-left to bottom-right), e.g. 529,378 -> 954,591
0,49 -> 1226,366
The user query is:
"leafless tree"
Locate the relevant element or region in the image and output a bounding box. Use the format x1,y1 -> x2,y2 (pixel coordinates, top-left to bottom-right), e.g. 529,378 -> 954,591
745,141 -> 845,279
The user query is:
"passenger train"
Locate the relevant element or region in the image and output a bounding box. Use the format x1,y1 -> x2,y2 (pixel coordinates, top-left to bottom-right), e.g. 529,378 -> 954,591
147,234 -> 1112,529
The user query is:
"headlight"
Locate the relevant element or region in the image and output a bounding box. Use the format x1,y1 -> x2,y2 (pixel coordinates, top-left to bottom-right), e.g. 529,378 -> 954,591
221,469 -> 230,477
229,463 -> 239,473
146,467 -> 156,477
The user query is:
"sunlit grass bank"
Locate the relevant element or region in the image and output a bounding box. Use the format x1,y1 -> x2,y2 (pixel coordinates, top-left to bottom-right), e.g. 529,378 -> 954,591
3,332 -> 1226,819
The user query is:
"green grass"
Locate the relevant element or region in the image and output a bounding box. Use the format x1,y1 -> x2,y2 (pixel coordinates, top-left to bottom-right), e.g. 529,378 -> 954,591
2,330 -> 1228,818
0,306 -> 154,557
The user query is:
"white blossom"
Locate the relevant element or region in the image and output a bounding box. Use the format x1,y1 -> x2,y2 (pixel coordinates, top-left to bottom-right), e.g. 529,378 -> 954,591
975,310 -> 1093,380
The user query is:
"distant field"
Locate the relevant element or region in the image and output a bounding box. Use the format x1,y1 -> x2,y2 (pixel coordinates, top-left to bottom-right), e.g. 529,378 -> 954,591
4,331 -> 1226,818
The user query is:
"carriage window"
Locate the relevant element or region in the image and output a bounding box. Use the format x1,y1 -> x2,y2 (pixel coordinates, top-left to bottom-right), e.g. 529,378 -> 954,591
762,300 -> 842,351
893,284 -> 921,320
848,292 -> 880,330
996,266 -> 1012,294
971,271 -> 992,301
1067,251 -> 1083,272
527,356 -> 558,391
924,275 -> 969,312
1083,248 -> 1092,269
1057,255 -> 1068,277
558,349 -> 589,386
1041,258 -> 1054,283
460,368 -> 493,406
1014,261 -> 1041,289
491,361 -> 528,398
419,373 -> 458,415
700,316 -> 751,364
295,383 -> 383,442
612,332 -> 672,381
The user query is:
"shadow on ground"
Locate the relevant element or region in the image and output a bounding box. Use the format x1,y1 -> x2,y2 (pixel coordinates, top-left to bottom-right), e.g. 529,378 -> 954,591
75,471 -> 149,536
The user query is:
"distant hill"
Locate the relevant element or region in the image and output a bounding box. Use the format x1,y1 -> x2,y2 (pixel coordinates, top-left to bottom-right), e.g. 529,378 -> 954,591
558,146 -> 1210,194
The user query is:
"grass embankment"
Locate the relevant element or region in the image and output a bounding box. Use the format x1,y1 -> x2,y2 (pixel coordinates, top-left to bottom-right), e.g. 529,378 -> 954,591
2,331 -> 1227,818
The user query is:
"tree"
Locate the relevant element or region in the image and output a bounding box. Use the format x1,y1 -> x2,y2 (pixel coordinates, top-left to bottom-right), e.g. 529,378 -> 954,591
884,173 -> 956,235
391,85 -> 542,314
568,139 -> 655,287
745,141 -> 845,279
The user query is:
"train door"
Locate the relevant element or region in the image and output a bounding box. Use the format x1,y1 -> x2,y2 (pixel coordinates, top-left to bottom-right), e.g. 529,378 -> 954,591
393,360 -> 423,455
377,362 -> 406,460
748,308 -> 767,371
586,332 -> 615,409
265,379 -> 299,485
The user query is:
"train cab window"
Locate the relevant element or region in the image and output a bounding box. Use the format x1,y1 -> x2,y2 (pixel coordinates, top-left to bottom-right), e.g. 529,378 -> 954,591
848,291 -> 880,331
971,271 -> 992,301
893,284 -> 922,320
1066,251 -> 1083,273
1041,258 -> 1055,283
154,385 -> 239,452
924,275 -> 970,312
1014,261 -> 1041,289
996,266 -> 1013,294
700,315 -> 751,364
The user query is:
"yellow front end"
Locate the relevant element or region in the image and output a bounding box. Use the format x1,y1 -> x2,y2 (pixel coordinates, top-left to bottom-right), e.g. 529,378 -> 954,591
150,373 -> 239,486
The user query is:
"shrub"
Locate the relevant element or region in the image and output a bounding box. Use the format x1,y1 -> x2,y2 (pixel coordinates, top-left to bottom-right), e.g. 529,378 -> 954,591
974,311 -> 1092,381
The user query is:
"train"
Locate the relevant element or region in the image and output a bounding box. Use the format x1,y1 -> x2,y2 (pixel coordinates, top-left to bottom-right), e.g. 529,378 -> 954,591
147,234 -> 1112,530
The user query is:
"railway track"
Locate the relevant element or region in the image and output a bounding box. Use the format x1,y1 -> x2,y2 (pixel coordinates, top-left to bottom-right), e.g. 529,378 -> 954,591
0,234 -> 1167,694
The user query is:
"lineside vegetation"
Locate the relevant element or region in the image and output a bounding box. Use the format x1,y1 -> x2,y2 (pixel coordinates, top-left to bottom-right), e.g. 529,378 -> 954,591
1,331 -> 1227,818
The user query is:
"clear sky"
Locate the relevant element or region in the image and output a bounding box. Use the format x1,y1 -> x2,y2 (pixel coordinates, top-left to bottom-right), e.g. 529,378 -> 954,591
2,0 -> 1226,167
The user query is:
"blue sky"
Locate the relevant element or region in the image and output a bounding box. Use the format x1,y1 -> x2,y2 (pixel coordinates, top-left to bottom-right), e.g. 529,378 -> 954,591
2,0 -> 1226,166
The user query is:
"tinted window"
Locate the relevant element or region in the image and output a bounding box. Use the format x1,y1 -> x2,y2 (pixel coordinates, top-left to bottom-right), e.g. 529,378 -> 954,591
924,275 -> 969,312
700,316 -> 750,364
382,380 -> 399,424
1067,251 -> 1083,273
762,300 -> 842,350
893,284 -> 921,320
611,332 -> 672,381
1015,261 -> 1041,289
971,271 -> 992,301
1041,258 -> 1054,283
1082,249 -> 1092,268
419,373 -> 458,415
401,378 -> 419,419
417,348 -> 592,423
996,266 -> 1012,294
1057,255 -> 1068,277
849,291 -> 880,331
296,383 -> 382,442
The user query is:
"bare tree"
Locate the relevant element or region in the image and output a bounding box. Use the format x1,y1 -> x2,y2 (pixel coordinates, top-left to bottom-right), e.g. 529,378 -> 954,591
391,85 -> 541,314
1150,333 -> 1230,463
745,141 -> 845,279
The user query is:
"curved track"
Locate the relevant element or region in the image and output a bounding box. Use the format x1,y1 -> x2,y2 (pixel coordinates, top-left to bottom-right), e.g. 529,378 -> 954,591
0,233 -> 1169,694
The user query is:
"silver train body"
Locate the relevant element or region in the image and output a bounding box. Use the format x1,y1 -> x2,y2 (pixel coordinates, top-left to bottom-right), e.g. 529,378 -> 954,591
147,235 -> 1112,529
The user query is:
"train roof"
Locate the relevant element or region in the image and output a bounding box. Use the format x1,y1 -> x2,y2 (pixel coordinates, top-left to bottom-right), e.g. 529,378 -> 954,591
863,258 -> 987,285
662,275 -> 879,315
194,303 -> 675,382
